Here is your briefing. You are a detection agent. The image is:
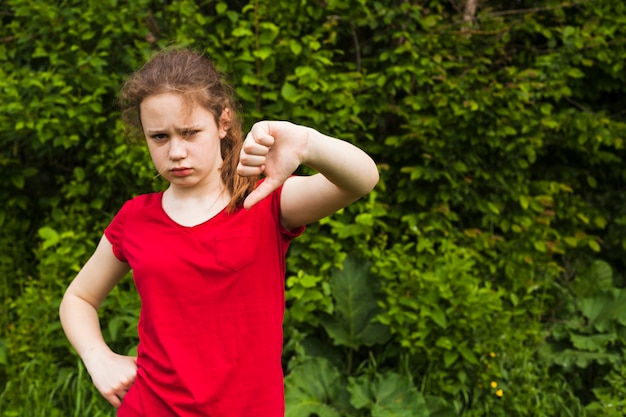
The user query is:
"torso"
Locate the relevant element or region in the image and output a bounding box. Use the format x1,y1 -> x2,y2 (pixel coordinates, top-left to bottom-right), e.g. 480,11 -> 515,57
104,188 -> 304,417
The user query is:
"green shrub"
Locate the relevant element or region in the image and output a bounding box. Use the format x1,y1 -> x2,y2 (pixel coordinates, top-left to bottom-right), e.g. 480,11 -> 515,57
2,0 -> 626,416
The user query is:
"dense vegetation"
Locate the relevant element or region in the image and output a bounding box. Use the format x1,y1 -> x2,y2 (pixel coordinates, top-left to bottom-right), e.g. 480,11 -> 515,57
1,0 -> 625,415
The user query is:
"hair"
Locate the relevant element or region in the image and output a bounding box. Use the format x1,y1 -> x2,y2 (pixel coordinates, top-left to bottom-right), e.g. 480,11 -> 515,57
118,47 -> 258,211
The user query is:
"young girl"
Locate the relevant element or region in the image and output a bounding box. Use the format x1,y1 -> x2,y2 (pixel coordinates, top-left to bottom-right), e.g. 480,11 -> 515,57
59,48 -> 379,416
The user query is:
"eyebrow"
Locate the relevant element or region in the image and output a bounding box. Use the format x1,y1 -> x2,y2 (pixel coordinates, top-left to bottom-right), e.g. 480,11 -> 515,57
145,125 -> 201,135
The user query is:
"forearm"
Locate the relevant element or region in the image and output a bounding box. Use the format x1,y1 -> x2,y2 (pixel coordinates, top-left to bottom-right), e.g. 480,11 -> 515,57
239,120 -> 379,222
59,293 -> 111,361
302,127 -> 379,197
60,291 -> 137,408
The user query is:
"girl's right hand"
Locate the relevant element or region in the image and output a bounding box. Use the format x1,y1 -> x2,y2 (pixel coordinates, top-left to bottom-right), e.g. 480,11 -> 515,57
82,346 -> 138,408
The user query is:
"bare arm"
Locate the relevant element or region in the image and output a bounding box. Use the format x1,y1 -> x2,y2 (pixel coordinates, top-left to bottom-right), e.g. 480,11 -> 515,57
237,121 -> 379,230
280,127 -> 379,229
59,235 -> 136,408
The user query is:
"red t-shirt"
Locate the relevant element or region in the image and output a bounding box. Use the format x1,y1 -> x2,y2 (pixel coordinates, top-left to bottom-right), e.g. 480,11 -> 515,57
104,187 -> 304,416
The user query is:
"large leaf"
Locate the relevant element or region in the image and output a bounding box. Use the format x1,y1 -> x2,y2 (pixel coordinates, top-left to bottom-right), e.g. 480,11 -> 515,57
321,256 -> 391,349
580,289 -> 626,332
348,372 -> 430,417
285,358 -> 350,417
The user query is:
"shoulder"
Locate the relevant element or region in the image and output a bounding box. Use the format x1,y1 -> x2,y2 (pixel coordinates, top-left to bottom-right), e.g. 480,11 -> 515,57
128,191 -> 162,205
105,192 -> 164,258
118,192 -> 163,213
106,192 -> 163,231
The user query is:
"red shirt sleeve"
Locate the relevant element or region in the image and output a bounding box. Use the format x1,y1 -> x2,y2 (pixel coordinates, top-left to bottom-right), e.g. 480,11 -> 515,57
104,199 -> 133,263
268,180 -> 306,240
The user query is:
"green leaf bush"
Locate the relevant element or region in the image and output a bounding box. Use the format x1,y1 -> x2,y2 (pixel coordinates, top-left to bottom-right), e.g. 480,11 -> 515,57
2,0 -> 626,416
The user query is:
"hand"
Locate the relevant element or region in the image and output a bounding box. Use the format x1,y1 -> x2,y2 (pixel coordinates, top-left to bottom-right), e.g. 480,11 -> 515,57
237,121 -> 308,209
82,346 -> 137,408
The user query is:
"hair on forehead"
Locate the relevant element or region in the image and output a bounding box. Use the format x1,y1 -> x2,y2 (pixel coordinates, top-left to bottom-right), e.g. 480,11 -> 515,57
123,49 -> 228,119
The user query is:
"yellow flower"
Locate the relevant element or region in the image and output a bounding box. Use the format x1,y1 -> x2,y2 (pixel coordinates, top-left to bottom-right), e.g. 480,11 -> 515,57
490,352 -> 496,358
496,389 -> 504,397
490,381 -> 498,389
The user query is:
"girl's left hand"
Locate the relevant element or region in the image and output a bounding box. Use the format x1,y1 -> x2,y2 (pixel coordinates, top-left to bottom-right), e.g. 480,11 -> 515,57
237,121 -> 307,209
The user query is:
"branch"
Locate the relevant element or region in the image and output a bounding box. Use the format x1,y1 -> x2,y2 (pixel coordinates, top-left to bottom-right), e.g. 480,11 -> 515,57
349,21 -> 361,72
461,0 -> 478,36
464,0 -> 478,24
485,0 -> 589,18
446,0 -> 591,31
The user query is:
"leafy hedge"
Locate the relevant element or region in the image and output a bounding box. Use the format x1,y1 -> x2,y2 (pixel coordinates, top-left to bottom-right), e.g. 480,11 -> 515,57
1,0 -> 626,416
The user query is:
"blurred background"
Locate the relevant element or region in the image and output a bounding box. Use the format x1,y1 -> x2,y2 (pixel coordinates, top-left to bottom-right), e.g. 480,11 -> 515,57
1,0 -> 625,415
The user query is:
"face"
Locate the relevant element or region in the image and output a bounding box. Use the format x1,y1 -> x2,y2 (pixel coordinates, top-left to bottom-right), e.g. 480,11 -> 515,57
140,93 -> 228,190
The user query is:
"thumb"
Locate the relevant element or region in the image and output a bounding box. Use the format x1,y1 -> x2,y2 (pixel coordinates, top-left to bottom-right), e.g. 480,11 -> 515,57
243,179 -> 281,210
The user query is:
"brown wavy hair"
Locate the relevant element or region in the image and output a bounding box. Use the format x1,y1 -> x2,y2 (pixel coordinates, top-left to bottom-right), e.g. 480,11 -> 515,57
118,47 -> 257,211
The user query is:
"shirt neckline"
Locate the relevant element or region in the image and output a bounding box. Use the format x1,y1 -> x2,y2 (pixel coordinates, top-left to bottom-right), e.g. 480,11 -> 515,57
156,190 -> 230,229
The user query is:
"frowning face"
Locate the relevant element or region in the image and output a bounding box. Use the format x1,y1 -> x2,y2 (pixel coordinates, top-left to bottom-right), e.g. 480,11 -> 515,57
140,93 -> 227,190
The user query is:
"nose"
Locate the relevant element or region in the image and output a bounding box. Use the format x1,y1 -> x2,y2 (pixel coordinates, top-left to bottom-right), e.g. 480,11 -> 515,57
168,136 -> 187,160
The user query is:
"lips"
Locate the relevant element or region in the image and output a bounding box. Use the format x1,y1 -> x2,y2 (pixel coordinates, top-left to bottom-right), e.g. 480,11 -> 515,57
170,167 -> 193,177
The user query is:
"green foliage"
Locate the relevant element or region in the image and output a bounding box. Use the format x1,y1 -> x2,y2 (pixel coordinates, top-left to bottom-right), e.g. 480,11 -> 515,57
2,0 -> 626,415
321,257 -> 390,350
285,357 -> 349,417
285,256 -> 428,417
348,372 -> 429,417
586,350 -> 626,417
375,242 -> 508,395
539,260 -> 626,409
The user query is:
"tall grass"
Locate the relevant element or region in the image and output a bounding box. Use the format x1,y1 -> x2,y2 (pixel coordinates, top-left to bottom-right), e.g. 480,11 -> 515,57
0,358 -> 114,417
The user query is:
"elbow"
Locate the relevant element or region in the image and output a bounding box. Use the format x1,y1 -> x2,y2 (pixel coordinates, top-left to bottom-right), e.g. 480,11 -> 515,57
371,165 -> 380,191
351,161 -> 379,199
363,161 -> 380,194
59,291 -> 70,324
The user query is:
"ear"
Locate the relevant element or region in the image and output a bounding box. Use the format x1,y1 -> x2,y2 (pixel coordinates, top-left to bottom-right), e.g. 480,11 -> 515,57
218,108 -> 232,139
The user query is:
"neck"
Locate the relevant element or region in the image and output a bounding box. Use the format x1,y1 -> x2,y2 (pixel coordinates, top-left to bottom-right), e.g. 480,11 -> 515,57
166,176 -> 227,200
162,181 -> 232,227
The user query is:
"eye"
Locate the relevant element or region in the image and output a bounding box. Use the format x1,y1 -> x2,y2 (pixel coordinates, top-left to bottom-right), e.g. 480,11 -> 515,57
151,133 -> 169,141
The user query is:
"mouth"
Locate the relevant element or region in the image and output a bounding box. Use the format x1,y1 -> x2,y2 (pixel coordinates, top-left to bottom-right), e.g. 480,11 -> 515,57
170,167 -> 193,177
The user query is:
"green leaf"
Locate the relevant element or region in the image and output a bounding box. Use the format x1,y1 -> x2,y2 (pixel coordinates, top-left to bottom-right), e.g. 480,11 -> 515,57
215,2 -> 227,14
259,22 -> 280,44
588,240 -> 601,252
348,375 -> 371,409
348,372 -> 429,417
487,202 -> 500,215
73,167 -> 85,182
290,40 -> 302,55
321,257 -> 391,349
107,316 -> 122,342
443,350 -> 458,367
281,82 -> 300,103
429,305 -> 447,329
232,27 -> 253,37
534,241 -> 547,253
252,46 -> 274,61
285,358 -> 345,417
11,175 -> 24,189
569,333 -> 616,352
38,226 -> 60,249
548,348 -> 620,368
588,260 -> 614,292
457,343 -> 479,365
425,395 -> 459,417
580,290 -> 626,332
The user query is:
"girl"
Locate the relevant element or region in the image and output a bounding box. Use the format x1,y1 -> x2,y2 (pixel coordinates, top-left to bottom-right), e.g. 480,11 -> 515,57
59,48 -> 379,416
